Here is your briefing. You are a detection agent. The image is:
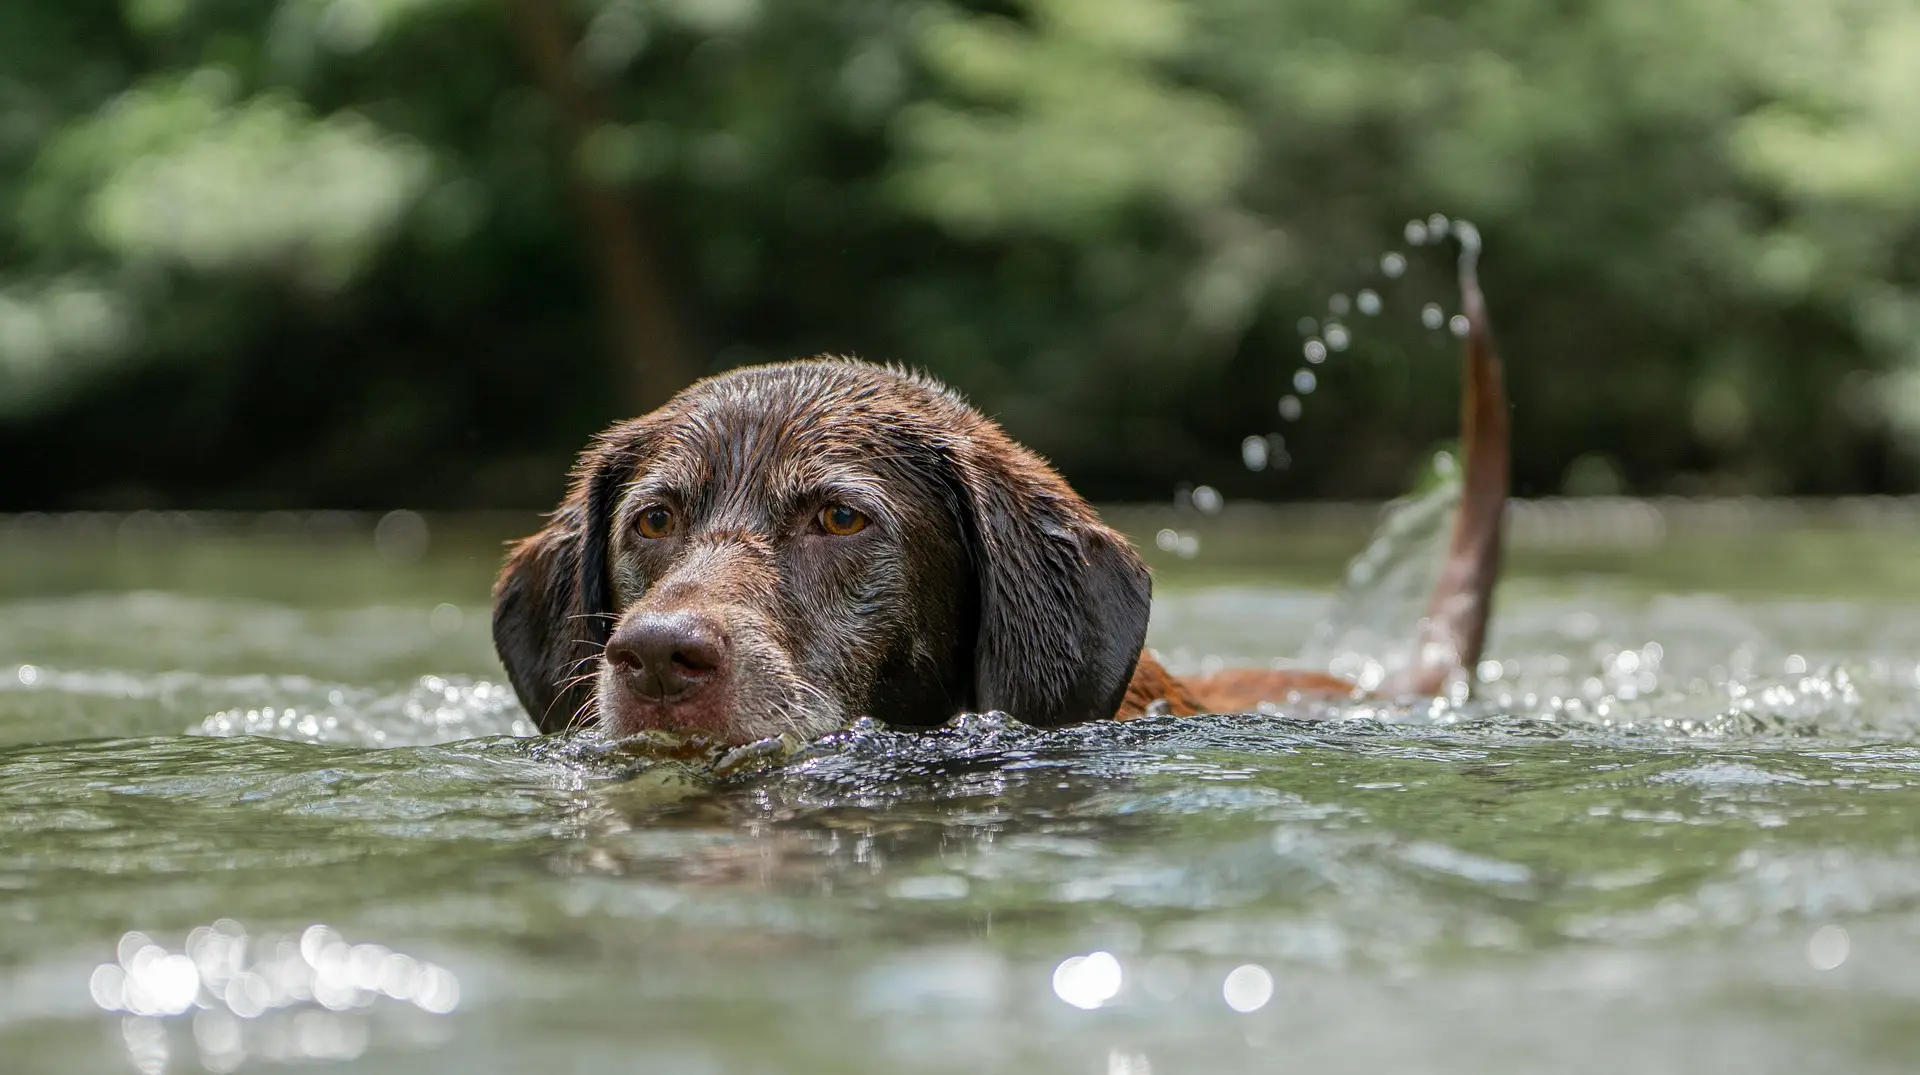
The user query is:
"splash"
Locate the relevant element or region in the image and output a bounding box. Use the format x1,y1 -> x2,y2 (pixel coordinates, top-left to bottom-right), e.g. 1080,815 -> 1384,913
1298,453 -> 1463,693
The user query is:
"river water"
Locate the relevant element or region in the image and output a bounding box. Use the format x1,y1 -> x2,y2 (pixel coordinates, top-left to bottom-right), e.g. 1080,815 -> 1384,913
2,506 -> 1918,1074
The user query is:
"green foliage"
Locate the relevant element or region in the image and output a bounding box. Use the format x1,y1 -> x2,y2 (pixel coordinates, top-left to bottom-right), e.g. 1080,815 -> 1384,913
894,0 -> 1253,236
0,0 -> 1917,507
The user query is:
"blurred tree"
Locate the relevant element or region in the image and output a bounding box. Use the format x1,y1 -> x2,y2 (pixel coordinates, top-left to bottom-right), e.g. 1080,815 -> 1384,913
509,0 -> 697,409
0,0 -> 1915,508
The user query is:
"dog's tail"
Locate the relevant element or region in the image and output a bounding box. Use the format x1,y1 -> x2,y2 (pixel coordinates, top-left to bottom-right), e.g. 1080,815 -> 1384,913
1387,227 -> 1510,697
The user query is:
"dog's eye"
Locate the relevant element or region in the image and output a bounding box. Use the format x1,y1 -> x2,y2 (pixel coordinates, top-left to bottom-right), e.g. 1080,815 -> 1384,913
818,505 -> 868,536
636,505 -> 675,539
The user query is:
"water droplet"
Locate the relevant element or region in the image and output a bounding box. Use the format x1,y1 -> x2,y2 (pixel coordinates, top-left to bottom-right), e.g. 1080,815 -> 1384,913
1381,252 -> 1407,278
1455,219 -> 1481,255
1295,316 -> 1318,336
1404,220 -> 1429,246
1324,324 -> 1350,352
1293,369 -> 1318,395
1421,303 -> 1444,330
1155,529 -> 1180,551
1191,485 -> 1223,515
428,603 -> 463,635
1241,436 -> 1269,471
1303,339 -> 1327,364
1356,290 -> 1381,316
1427,213 -> 1450,240
1449,314 -> 1470,337
1328,293 -> 1351,316
1266,433 -> 1290,470
1278,395 -> 1302,421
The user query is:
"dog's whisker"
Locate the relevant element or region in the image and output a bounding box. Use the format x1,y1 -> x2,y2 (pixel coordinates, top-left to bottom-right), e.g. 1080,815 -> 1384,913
541,662 -> 606,726
553,672 -> 601,697
564,697 -> 593,733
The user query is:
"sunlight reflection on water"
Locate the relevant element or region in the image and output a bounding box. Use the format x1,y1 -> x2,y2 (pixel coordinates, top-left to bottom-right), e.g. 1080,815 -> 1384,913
90,922 -> 458,1072
194,674 -> 534,745
1221,964 -> 1274,1013
1052,951 -> 1123,1010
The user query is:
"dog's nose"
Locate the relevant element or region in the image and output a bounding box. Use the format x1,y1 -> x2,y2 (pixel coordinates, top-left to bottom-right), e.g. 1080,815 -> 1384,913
605,613 -> 727,701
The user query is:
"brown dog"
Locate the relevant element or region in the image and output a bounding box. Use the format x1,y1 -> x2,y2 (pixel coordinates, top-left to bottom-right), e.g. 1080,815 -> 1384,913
492,255 -> 1507,746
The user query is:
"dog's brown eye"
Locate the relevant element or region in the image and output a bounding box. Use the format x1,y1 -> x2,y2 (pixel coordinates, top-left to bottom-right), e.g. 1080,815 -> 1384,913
818,505 -> 868,536
636,506 -> 675,539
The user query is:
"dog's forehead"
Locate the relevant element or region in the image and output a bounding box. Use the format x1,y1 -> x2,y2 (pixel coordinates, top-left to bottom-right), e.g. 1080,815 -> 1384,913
695,361 -> 956,428
642,360 -> 963,497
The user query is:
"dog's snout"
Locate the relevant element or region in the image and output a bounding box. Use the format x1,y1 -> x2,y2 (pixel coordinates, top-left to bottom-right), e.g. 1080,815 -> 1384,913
606,613 -> 728,701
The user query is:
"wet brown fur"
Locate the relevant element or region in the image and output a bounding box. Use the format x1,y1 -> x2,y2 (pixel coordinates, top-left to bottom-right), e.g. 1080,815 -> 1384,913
494,252 -> 1507,742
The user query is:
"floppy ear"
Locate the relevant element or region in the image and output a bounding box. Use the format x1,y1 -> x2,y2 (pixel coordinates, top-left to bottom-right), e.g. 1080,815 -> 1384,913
951,431 -> 1153,727
491,435 -> 637,732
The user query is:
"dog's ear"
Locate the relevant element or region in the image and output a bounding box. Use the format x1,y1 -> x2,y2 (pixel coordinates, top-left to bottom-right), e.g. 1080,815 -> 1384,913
492,434 -> 637,732
950,429 -> 1152,727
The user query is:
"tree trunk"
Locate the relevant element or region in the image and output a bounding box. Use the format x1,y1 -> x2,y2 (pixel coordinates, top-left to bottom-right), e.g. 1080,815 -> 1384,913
508,0 -> 701,414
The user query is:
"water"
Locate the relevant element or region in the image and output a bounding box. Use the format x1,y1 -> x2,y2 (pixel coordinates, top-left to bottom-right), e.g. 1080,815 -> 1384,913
4,509 -> 1920,1073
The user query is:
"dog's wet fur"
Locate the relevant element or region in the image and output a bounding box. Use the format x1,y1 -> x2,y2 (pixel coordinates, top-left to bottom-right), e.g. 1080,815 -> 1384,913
494,253 -> 1508,746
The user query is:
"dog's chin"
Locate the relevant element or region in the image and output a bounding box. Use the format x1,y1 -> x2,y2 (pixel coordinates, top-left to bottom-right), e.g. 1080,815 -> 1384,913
597,688 -> 737,743
594,676 -> 847,748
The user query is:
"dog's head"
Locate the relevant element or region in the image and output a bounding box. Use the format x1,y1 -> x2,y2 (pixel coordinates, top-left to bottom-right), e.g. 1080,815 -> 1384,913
492,359 -> 1151,745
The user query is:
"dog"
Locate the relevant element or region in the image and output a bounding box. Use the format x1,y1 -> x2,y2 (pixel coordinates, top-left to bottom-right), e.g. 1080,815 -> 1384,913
492,254 -> 1507,747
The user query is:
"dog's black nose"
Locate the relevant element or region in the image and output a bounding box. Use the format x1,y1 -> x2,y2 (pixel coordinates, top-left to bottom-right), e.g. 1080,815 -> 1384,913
605,613 -> 727,701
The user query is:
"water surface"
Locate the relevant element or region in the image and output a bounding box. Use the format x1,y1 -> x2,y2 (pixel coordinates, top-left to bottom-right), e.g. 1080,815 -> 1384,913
3,508 -> 1919,1074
